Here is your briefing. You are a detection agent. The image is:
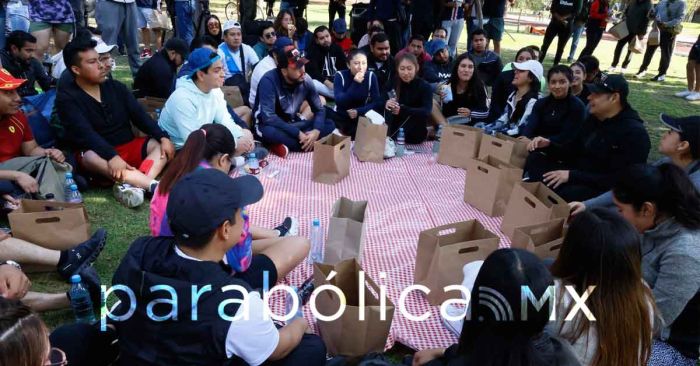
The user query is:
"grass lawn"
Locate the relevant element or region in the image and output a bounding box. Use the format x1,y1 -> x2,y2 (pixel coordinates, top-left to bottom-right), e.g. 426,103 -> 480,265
20,2 -> 700,351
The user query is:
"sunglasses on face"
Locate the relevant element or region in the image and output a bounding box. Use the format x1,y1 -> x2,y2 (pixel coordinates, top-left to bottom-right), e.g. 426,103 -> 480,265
264,31 -> 276,39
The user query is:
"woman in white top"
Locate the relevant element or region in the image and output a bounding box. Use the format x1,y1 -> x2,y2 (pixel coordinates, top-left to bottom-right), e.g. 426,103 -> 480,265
549,208 -> 656,366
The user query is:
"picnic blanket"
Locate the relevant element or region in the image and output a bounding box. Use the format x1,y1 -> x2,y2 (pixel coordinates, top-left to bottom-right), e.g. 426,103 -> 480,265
245,143 -> 512,351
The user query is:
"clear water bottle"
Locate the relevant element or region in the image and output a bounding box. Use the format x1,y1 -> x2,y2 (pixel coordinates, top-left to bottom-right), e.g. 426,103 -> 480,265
247,153 -> 260,175
308,219 -> 323,264
433,125 -> 443,154
70,274 -> 96,323
64,172 -> 76,198
67,184 -> 83,203
396,128 -> 406,157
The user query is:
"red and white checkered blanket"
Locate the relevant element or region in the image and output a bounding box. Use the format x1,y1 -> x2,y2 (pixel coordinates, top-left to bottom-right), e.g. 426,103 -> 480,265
246,144 -> 511,351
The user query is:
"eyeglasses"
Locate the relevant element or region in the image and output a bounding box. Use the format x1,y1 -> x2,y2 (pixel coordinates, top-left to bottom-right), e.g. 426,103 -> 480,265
264,31 -> 276,39
44,347 -> 67,366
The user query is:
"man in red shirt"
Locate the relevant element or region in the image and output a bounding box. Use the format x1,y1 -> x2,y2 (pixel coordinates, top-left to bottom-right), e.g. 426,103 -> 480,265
0,68 -> 65,207
331,18 -> 352,56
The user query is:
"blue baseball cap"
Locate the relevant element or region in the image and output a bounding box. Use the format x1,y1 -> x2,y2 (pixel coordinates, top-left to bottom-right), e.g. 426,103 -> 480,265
425,39 -> 448,57
333,18 -> 347,34
167,169 -> 263,241
187,47 -> 221,77
274,37 -> 294,52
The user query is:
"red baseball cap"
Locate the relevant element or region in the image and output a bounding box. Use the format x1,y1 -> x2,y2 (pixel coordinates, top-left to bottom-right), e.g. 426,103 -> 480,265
0,68 -> 26,90
275,45 -> 309,70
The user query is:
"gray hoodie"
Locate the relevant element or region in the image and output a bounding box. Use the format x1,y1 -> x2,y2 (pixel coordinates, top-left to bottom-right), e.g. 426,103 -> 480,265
641,218 -> 700,359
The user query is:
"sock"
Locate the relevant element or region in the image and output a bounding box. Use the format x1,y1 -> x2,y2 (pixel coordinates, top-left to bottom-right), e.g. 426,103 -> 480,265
234,156 -> 245,168
58,250 -> 69,269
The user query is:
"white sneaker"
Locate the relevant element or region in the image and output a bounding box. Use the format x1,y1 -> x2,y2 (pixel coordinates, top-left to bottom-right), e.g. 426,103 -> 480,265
634,71 -> 646,79
686,92 -> 700,101
441,303 -> 467,337
620,67 -> 628,74
608,66 -> 618,73
676,90 -> 693,98
113,183 -> 144,208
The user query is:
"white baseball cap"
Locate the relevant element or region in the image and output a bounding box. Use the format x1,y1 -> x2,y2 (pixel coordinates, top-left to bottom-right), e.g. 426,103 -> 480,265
223,20 -> 242,33
512,60 -> 544,82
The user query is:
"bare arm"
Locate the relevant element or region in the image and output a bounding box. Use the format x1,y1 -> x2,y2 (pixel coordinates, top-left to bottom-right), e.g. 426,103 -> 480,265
267,318 -> 308,361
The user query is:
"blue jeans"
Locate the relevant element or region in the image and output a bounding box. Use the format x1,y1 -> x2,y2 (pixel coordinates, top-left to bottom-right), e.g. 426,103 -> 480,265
6,1 -> 30,32
568,23 -> 584,61
174,1 -> 194,46
0,7 -> 6,51
442,18 -> 465,58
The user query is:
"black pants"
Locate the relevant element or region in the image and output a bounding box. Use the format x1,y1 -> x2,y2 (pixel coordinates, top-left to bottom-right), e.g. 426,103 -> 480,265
239,0 -> 257,24
383,20 -> 403,56
525,152 -> 605,202
50,323 -> 120,366
611,33 -> 635,68
328,1 -> 345,29
327,107 -> 358,139
639,30 -> 676,75
578,25 -> 604,58
540,19 -> 572,65
411,19 -> 433,40
387,113 -> 428,144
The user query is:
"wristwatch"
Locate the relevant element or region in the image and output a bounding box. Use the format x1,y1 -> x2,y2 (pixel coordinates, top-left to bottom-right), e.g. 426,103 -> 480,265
0,260 -> 22,271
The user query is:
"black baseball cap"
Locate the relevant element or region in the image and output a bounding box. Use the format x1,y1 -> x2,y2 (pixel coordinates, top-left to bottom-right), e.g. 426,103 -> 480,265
588,73 -> 629,100
167,169 -> 263,241
660,113 -> 700,158
165,37 -> 190,59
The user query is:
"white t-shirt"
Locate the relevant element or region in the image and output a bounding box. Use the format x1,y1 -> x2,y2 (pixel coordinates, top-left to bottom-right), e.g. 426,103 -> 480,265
249,55 -> 277,106
174,246 -> 279,366
218,43 -> 260,81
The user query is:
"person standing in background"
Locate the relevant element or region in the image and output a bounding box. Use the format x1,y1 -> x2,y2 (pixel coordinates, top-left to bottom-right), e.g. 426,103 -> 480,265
410,0 -> 434,41
328,0 -> 345,29
635,0 -> 686,81
440,0 -> 466,58
539,0 -> 582,65
567,0 -> 590,63
609,0 -> 651,73
94,0 -> 142,75
577,0 -> 609,58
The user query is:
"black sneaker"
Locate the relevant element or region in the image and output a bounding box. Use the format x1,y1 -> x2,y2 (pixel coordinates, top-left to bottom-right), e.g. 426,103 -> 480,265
58,228 -> 107,280
651,74 -> 666,82
274,217 -> 298,237
77,266 -> 102,309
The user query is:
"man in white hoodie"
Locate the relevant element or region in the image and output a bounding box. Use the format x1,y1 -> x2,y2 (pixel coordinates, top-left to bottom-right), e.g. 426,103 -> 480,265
158,48 -> 255,155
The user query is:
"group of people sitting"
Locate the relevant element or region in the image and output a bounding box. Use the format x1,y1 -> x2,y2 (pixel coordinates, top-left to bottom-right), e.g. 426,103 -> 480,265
0,3 -> 699,366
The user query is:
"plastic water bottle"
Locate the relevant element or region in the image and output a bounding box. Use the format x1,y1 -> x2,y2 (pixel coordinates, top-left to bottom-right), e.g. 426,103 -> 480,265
70,274 -> 96,323
308,219 -> 323,264
433,125 -> 443,154
64,172 -> 76,198
247,153 -> 260,175
396,128 -> 406,157
67,184 -> 83,203
154,108 -> 161,120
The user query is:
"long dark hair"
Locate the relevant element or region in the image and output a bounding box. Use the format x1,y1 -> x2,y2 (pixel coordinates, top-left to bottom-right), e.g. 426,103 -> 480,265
613,163 -> 700,230
551,208 -> 654,366
204,14 -> 222,42
158,124 -> 235,195
458,249 -> 555,366
0,298 -> 49,366
394,53 -> 419,101
273,10 -> 296,37
449,53 -> 486,103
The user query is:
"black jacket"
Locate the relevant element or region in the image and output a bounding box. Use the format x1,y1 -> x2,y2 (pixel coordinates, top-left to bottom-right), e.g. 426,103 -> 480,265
0,49 -> 55,97
489,69 -> 515,121
55,77 -> 168,160
133,49 -> 178,99
521,94 -> 586,146
422,59 -> 453,87
305,42 -> 347,84
366,51 -> 396,96
558,105 -> 650,190
625,0 -> 652,35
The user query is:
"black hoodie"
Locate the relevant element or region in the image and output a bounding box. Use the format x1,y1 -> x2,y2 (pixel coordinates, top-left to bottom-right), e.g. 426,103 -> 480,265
305,41 -> 347,83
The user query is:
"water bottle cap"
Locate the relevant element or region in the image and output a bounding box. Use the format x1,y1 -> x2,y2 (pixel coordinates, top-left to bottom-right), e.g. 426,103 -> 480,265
249,153 -> 256,158
65,172 -> 73,178
70,274 -> 81,283
399,128 -> 404,132
70,184 -> 78,190
312,218 -> 320,226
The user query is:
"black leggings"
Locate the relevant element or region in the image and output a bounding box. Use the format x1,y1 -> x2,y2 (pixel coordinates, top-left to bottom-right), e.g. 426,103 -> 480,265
525,152 -> 605,202
540,18 -> 573,65
639,30 -> 676,75
387,113 -> 428,144
611,33 -> 636,68
578,25 -> 604,58
328,1 -> 345,29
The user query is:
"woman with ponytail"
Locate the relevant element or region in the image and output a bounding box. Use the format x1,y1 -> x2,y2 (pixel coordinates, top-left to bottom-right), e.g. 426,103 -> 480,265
150,124 -> 308,281
612,163 -> 700,365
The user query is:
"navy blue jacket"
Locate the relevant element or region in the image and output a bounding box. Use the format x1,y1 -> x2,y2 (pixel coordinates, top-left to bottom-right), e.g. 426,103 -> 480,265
366,0 -> 401,20
333,69 -> 382,117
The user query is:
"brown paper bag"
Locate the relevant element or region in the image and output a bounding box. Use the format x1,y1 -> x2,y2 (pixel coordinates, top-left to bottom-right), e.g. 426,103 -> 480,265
437,125 -> 483,169
511,218 -> 566,259
478,133 -> 530,168
9,200 -> 91,250
500,182 -> 570,239
313,135 -> 351,185
414,220 -> 500,305
314,259 -> 395,356
464,156 -> 523,216
354,117 -> 387,163
221,86 -> 245,108
325,197 -> 368,264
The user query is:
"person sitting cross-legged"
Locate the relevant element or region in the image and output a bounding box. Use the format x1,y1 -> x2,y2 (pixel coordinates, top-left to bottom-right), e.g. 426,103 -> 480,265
159,47 -> 255,160
112,168 -> 327,366
55,37 -> 175,208
254,45 -> 335,156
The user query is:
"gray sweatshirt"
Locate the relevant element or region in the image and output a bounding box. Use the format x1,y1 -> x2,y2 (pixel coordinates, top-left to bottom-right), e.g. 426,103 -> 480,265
641,218 -> 700,359
584,159 -> 700,209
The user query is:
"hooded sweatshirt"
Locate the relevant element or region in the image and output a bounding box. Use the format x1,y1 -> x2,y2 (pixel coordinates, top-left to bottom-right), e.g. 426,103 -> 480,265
158,77 -> 244,149
305,41 -> 347,83
641,218 -> 700,360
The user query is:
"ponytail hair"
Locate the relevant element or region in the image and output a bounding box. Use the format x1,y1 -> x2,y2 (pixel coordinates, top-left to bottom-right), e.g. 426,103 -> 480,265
613,164 -> 700,230
158,124 -> 236,195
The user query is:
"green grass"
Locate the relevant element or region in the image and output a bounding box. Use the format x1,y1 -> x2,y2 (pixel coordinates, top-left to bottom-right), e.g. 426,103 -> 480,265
26,2 -> 700,350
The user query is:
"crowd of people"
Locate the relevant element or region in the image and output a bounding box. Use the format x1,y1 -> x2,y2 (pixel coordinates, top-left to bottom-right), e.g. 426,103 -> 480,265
0,0 -> 699,365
